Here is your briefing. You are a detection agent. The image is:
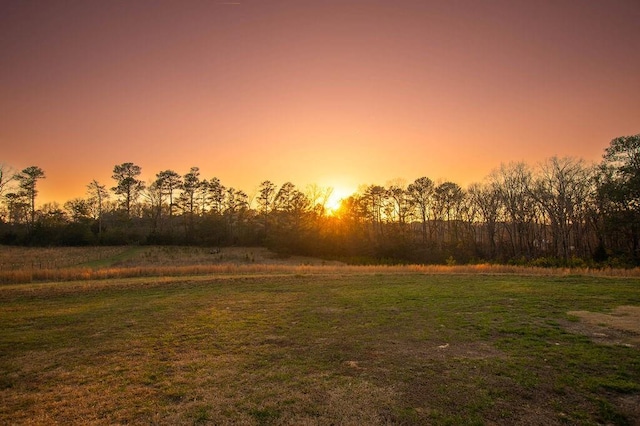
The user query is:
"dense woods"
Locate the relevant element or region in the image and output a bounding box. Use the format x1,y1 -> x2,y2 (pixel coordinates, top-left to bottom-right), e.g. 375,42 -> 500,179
2,134 -> 639,266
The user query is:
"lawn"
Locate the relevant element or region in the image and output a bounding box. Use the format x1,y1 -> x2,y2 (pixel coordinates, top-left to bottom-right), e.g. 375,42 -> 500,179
1,255 -> 639,424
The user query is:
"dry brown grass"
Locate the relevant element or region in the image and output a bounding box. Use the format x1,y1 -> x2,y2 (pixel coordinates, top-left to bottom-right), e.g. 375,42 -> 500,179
2,245 -> 640,285
567,306 -> 640,344
0,246 -> 128,270
4,262 -> 640,285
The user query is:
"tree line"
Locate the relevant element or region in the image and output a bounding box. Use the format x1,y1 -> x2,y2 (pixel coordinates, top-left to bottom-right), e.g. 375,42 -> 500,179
1,134 -> 639,266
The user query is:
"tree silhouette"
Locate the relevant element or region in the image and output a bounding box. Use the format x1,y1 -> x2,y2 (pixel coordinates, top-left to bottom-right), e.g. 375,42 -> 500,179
0,164 -> 16,223
490,162 -> 535,258
155,170 -> 182,219
408,177 -> 435,244
111,163 -> 144,218
207,177 -> 226,215
599,134 -> 640,259
5,192 -> 28,225
0,164 -> 15,199
532,157 -> 592,260
468,182 -> 500,258
180,167 -> 200,216
363,185 -> 386,237
434,181 -> 464,246
14,166 -> 45,226
178,167 -> 201,239
4,134 -> 640,264
87,179 -> 108,238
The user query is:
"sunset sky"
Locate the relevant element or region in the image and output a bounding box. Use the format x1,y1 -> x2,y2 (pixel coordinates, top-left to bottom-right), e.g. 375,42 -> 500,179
1,0 -> 639,205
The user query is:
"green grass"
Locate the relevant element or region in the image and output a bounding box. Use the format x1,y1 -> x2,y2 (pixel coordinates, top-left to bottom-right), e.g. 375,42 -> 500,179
1,273 -> 639,424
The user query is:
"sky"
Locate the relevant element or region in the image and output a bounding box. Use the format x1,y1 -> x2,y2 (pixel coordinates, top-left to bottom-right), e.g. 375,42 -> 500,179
1,0 -> 639,205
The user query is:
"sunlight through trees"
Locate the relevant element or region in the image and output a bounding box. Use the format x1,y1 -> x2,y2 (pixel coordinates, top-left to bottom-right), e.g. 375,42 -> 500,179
2,135 -> 640,266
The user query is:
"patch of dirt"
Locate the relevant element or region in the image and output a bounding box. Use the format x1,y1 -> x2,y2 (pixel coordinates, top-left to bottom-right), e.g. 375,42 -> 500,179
564,305 -> 640,347
615,394 -> 640,422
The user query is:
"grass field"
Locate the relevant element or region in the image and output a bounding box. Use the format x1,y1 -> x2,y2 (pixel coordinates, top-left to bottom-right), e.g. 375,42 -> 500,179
1,247 -> 640,424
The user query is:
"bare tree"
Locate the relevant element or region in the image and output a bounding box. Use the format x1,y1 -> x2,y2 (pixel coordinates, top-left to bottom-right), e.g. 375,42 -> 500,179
532,157 -> 593,260
0,164 -> 16,222
257,180 -> 277,238
489,162 -> 535,258
5,192 -> 28,225
38,202 -> 67,227
468,182 -> 501,258
87,179 -> 109,238
386,179 -> 411,226
0,164 -> 15,198
306,183 -> 333,215
64,198 -> 91,222
434,181 -> 465,245
223,187 -> 248,239
407,177 -> 435,244
143,180 -> 164,232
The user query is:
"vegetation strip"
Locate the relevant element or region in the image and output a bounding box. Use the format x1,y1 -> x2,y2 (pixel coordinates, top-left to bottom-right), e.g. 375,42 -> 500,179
5,262 -> 640,285
3,135 -> 640,267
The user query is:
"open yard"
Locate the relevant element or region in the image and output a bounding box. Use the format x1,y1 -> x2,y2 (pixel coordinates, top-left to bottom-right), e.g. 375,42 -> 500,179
1,247 -> 640,424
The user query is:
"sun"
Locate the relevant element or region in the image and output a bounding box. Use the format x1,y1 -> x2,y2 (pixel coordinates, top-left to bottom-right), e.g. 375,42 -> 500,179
325,186 -> 353,215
